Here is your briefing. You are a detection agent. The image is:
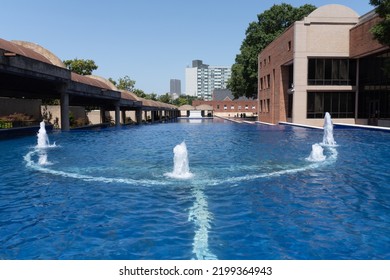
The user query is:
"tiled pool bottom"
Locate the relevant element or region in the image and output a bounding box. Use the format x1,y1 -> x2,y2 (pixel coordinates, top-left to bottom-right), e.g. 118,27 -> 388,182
0,119 -> 389,259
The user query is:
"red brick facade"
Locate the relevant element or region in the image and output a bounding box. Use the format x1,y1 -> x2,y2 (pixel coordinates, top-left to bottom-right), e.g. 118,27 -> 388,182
350,13 -> 388,58
258,8 -> 390,126
192,99 -> 257,117
258,26 -> 294,124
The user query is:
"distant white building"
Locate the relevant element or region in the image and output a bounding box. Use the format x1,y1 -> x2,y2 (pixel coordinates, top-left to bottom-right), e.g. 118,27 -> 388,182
185,60 -> 231,100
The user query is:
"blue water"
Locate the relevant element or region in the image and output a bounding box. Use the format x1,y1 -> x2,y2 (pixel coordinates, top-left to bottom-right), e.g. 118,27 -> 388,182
0,119 -> 389,260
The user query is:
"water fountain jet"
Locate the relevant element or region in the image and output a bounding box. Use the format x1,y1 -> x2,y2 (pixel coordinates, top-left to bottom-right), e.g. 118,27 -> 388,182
323,112 -> 336,146
36,121 -> 51,148
307,112 -> 337,162
35,120 -> 55,165
165,141 -> 193,179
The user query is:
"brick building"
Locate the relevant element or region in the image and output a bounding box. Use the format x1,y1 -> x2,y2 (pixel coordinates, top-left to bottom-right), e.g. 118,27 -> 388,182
258,4 -> 390,127
192,89 -> 257,118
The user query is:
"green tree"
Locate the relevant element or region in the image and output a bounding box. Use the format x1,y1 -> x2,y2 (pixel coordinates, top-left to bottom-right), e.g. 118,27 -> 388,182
370,0 -> 390,46
172,95 -> 199,106
63,58 -> 98,75
145,93 -> 158,101
228,3 -> 316,99
109,75 -> 136,91
158,93 -> 172,103
108,77 -> 117,86
133,89 -> 147,99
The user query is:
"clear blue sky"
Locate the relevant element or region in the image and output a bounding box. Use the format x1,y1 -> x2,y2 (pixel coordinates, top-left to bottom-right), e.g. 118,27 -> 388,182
1,0 -> 373,95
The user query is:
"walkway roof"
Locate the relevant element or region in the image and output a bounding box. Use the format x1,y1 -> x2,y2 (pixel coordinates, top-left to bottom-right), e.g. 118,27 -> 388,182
0,38 -> 177,111
0,38 -> 53,65
178,105 -> 195,110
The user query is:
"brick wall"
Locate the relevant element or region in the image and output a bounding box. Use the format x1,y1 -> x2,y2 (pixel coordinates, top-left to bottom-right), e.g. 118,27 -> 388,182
192,100 -> 257,117
258,26 -> 294,124
350,14 -> 388,58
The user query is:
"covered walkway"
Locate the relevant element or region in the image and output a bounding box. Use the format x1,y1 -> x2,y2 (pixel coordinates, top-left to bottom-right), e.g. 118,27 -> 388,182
0,38 -> 179,130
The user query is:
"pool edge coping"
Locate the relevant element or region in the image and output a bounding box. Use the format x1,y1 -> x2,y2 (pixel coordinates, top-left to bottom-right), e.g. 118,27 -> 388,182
279,121 -> 390,132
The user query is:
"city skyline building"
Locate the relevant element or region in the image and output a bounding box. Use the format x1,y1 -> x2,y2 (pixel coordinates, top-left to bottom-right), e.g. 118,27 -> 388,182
185,60 -> 231,100
170,79 -> 181,95
170,79 -> 181,100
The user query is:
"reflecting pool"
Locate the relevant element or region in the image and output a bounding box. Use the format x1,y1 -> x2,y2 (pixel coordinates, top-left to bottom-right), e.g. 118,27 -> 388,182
0,118 -> 389,259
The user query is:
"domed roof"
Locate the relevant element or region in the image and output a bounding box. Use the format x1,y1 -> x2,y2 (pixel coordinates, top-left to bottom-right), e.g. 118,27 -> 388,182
71,72 -> 116,90
306,4 -> 359,22
179,105 -> 195,110
87,75 -> 118,91
0,38 -> 53,65
120,90 -> 141,101
11,40 -> 66,68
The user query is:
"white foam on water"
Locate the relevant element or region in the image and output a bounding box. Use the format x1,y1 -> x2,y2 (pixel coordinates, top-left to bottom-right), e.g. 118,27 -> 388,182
188,187 -> 217,260
306,143 -> 326,162
164,141 -> 216,259
24,150 -> 167,186
37,151 -> 53,166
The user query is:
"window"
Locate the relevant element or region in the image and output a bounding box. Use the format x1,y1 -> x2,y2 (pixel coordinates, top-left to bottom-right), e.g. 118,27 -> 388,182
357,51 -> 390,119
288,41 -> 291,51
308,58 -> 356,85
288,64 -> 294,88
267,75 -> 271,89
231,105 -> 235,110
287,93 -> 293,118
245,105 -> 249,110
224,105 -> 227,110
307,92 -> 355,118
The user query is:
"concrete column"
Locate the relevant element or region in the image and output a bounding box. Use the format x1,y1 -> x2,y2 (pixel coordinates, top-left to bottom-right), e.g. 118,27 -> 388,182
151,110 -> 155,122
100,109 -> 106,124
60,91 -> 70,131
115,103 -> 120,127
121,110 -> 126,125
136,109 -> 142,124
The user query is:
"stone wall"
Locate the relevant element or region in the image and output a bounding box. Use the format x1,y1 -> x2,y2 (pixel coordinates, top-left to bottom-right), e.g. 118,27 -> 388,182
41,105 -> 87,128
